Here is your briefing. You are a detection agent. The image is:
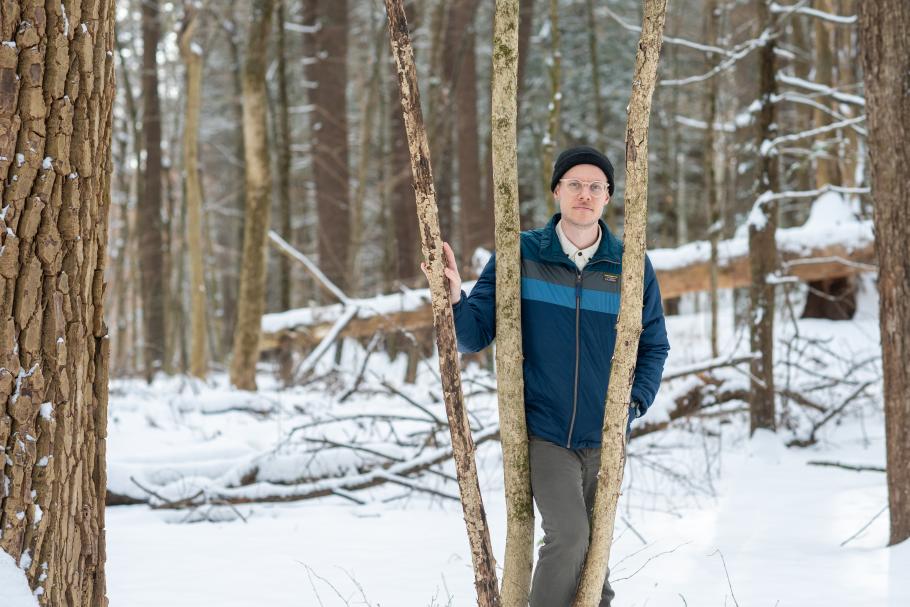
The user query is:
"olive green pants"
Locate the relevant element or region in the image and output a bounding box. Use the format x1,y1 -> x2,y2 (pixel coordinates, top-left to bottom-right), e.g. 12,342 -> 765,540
528,436 -> 616,607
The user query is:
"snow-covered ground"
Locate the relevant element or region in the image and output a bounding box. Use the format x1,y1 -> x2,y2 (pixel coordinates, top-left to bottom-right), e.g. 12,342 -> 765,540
3,276 -> 906,606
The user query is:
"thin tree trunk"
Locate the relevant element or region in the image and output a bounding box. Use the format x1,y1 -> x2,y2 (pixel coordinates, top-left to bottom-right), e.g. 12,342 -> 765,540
812,0 -> 839,189
384,1 -> 500,603
859,0 -> 910,547
542,0 -> 561,216
230,0 -> 275,390
140,0 -> 167,380
704,0 -> 720,358
0,0 -> 116,603
313,0 -> 351,293
179,8 -> 208,379
748,0 -> 779,433
491,2 -> 534,604
573,2 -> 667,604
585,0 -> 606,153
276,0 -> 293,310
454,1 -> 484,272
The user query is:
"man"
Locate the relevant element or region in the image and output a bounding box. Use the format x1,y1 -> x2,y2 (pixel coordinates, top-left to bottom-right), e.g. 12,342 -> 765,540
428,146 -> 670,606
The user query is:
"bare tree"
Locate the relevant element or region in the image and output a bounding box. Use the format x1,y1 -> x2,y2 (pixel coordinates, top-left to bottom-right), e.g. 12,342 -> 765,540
574,1 -> 668,604
179,5 -> 208,379
491,3 -> 534,604
859,0 -> 910,547
0,1 -> 116,603
230,0 -> 274,390
140,0 -> 168,379
384,0 -> 501,603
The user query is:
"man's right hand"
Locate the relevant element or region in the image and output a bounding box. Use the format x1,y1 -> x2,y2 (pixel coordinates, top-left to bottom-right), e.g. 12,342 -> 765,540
420,241 -> 463,304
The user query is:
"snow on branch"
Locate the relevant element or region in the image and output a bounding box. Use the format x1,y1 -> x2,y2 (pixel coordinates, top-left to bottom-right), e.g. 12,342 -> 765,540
777,74 -> 865,107
763,115 -> 866,153
776,93 -> 868,136
283,21 -> 320,34
603,6 -> 729,55
659,29 -> 771,87
770,2 -> 857,24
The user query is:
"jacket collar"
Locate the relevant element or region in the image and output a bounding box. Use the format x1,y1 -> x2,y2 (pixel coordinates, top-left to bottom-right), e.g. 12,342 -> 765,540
539,213 -> 623,266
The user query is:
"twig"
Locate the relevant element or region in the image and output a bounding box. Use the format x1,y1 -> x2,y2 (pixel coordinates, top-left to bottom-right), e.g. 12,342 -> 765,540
709,549 -> 740,607
612,542 -> 691,582
840,504 -> 888,547
808,460 -> 885,473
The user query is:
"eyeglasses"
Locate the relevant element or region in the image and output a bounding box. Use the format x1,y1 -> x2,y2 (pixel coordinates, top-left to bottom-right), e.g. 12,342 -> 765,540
559,179 -> 609,198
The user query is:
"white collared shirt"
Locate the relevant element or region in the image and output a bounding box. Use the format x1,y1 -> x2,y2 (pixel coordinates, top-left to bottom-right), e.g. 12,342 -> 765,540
555,220 -> 601,271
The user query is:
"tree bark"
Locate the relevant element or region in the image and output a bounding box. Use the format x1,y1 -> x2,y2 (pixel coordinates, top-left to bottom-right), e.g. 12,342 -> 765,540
0,0 -> 115,603
748,0 -> 779,434
704,0 -> 721,358
275,0 -> 293,310
312,0 -> 351,293
573,2 -> 667,604
179,7 -> 208,379
384,1 -> 501,603
491,3 -> 534,604
859,0 -> 910,547
139,0 -> 167,379
229,0 -> 274,390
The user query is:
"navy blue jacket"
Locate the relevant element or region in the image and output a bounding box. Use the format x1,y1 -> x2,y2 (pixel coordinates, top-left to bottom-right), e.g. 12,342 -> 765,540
452,214 -> 670,448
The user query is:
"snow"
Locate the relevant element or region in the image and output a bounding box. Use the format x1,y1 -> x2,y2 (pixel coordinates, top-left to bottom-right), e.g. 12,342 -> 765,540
6,263 -> 907,606
0,551 -> 38,607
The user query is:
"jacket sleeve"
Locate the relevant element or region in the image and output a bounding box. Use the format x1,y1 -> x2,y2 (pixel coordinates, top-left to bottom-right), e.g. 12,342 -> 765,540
451,253 -> 497,353
630,255 -> 670,417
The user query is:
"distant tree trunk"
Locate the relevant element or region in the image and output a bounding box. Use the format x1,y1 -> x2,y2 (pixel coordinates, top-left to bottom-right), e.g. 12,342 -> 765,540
230,0 -> 275,391
384,1 -> 501,603
0,1 -> 115,603
390,2 -> 419,286
275,0 -> 293,310
491,3 -> 534,604
704,0 -> 721,358
140,0 -> 167,380
812,0 -> 839,189
179,8 -> 208,380
313,0 -> 351,293
859,0 -> 910,547
574,2 -> 667,604
542,0 -> 561,216
748,0 -> 779,434
454,2 -> 484,272
585,0 -> 606,153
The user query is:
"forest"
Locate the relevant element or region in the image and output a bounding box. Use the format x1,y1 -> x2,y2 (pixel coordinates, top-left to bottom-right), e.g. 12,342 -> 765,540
0,0 -> 908,605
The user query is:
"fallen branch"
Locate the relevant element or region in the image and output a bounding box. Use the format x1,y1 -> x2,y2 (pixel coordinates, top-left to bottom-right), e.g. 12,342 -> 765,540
807,460 -> 885,473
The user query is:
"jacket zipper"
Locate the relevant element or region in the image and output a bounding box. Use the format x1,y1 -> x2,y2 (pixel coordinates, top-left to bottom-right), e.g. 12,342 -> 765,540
566,269 -> 582,448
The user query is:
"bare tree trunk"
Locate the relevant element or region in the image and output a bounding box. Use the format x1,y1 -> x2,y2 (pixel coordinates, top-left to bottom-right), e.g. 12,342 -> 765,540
313,0 -> 351,293
275,0 -> 293,310
491,3 -> 534,604
179,7 -> 208,379
384,1 -> 500,603
573,2 -> 667,604
812,0 -> 839,189
454,1 -> 484,271
704,0 -> 721,358
748,0 -> 779,434
140,0 -> 167,380
859,0 -> 910,547
542,0 -> 561,216
0,0 -> 116,603
230,0 -> 275,390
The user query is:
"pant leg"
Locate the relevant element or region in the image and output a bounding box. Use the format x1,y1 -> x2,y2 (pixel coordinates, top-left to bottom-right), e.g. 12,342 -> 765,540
581,447 -> 616,607
528,437 -> 590,607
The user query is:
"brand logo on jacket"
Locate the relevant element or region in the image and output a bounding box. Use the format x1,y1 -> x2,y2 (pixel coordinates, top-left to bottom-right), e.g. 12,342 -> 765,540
602,273 -> 619,283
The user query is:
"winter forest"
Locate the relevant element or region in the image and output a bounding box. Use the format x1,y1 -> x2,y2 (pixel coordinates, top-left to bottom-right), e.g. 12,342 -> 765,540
0,0 -> 908,605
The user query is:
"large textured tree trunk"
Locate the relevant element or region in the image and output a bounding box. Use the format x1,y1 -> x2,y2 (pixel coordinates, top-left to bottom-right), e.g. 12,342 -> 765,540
0,1 -> 115,604
139,0 -> 167,379
859,0 -> 910,547
229,0 -> 274,390
748,0 -> 779,434
491,3 -> 534,605
384,1 -> 500,603
573,2 -> 667,604
312,0 -> 351,293
179,9 -> 208,380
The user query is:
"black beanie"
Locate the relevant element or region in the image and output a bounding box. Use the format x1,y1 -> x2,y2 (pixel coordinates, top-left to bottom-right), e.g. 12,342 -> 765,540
550,146 -> 615,196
